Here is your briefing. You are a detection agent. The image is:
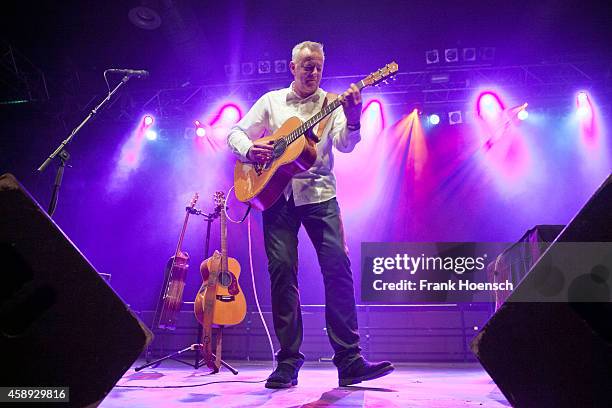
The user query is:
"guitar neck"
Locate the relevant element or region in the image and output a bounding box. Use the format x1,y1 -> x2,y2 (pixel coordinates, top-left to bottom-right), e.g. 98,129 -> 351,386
175,211 -> 190,256
175,193 -> 199,256
220,203 -> 228,273
286,79 -> 366,145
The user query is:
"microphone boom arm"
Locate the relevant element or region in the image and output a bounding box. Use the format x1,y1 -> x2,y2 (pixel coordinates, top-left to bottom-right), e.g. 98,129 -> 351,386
37,74 -> 132,216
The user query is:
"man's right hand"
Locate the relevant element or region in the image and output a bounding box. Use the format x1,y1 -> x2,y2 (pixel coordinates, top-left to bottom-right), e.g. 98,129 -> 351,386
247,139 -> 275,164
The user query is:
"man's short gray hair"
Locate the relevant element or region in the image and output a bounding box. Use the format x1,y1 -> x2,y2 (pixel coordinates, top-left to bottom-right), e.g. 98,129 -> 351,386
291,41 -> 325,62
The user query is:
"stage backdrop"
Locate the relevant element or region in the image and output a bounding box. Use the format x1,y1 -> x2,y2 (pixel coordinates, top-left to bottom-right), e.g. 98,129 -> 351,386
1,96 -> 609,311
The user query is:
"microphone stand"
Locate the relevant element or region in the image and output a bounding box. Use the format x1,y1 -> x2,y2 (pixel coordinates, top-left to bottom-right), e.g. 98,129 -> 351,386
37,75 -> 131,217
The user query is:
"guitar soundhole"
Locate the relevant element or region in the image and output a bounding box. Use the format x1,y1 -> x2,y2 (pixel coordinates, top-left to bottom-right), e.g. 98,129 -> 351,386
219,271 -> 232,287
273,139 -> 287,158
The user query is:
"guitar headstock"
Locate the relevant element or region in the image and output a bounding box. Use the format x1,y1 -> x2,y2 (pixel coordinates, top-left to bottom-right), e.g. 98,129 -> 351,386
362,61 -> 398,88
213,191 -> 226,212
188,193 -> 199,209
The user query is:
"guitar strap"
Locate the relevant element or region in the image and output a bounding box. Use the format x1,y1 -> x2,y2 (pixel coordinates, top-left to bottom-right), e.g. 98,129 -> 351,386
311,92 -> 337,142
215,326 -> 223,369
201,252 -> 221,371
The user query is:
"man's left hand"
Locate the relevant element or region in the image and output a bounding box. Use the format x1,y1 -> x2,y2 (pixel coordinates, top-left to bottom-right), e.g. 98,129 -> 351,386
340,83 -> 362,125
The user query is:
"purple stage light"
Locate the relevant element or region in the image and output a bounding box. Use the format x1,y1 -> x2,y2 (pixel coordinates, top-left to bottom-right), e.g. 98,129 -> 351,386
143,115 -> 154,127
145,129 -> 157,140
428,114 -> 440,125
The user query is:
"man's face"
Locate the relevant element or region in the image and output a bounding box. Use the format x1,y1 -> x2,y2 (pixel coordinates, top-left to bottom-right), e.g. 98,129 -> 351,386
290,48 -> 324,98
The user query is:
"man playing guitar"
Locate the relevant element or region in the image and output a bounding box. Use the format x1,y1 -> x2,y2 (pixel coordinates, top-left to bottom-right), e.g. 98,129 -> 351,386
228,41 -> 394,388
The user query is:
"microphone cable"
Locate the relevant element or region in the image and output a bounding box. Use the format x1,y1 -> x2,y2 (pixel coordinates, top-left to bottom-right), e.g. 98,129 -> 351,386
225,186 -> 276,371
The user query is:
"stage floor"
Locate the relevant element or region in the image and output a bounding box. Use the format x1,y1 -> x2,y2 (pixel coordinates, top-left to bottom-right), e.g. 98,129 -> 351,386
103,360 -> 510,407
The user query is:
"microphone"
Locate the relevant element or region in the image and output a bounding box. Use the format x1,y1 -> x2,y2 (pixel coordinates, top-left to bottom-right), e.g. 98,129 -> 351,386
105,69 -> 149,78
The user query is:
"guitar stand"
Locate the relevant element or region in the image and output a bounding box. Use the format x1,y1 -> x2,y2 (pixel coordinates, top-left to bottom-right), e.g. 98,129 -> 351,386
135,206 -> 238,374
135,343 -> 238,375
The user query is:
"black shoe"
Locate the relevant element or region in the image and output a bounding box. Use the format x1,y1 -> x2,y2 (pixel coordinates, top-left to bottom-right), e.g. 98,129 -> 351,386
338,358 -> 394,386
265,362 -> 302,389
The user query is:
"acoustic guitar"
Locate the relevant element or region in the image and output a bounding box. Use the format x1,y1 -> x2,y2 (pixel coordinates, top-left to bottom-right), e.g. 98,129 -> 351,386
194,191 -> 246,327
153,193 -> 199,330
233,61 -> 398,210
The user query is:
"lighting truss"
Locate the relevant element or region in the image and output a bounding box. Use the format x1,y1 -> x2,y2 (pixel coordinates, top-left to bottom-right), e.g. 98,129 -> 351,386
50,60 -> 612,124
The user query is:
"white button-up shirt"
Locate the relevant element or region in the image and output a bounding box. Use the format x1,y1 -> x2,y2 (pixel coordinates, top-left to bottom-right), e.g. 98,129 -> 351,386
227,84 -> 361,207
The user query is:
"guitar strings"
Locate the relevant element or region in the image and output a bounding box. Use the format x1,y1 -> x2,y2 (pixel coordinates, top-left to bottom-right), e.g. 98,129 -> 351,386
284,79 -> 365,146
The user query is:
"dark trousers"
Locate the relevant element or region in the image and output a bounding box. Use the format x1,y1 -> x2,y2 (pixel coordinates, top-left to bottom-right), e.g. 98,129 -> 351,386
262,195 -> 361,369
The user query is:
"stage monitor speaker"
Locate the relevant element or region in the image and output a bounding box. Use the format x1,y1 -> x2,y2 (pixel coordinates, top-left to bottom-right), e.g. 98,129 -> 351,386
471,174 -> 612,408
0,173 -> 153,407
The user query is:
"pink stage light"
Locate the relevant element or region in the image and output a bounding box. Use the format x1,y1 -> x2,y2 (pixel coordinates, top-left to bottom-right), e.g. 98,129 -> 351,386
517,103 -> 529,121
195,102 -> 245,152
576,91 -> 592,119
577,91 -> 589,104
195,126 -> 206,138
363,99 -> 382,114
210,103 -> 243,126
114,119 -> 151,177
123,151 -> 136,165
334,98 -> 388,215
576,106 -> 590,118
477,92 -> 504,118
143,115 -> 154,127
221,105 -> 241,123
362,99 -> 385,130
472,90 -> 532,183
574,91 -> 601,152
193,120 -> 207,137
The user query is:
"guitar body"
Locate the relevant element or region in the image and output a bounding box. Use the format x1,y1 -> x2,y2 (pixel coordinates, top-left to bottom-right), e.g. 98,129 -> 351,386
152,193 -> 199,331
194,250 -> 247,326
156,252 -> 189,329
234,116 -> 317,210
